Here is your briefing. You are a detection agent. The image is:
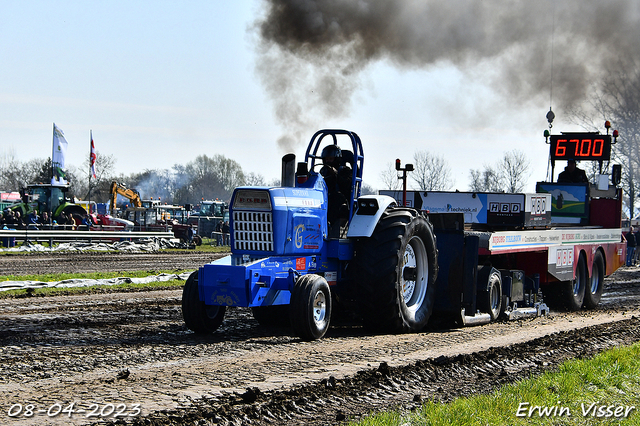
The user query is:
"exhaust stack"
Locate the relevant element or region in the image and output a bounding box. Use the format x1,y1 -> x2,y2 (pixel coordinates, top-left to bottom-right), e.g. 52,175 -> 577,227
281,153 -> 296,187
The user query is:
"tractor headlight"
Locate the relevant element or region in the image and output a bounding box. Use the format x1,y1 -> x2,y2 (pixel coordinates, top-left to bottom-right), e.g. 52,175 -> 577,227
357,198 -> 379,215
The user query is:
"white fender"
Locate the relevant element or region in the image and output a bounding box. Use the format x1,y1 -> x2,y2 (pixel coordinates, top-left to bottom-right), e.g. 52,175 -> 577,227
347,195 -> 398,238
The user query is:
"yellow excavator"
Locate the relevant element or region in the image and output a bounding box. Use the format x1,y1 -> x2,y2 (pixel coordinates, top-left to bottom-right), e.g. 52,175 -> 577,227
109,181 -> 142,212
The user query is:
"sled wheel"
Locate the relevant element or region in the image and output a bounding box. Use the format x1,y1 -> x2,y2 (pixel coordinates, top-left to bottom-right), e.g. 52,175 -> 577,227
353,207 -> 438,333
182,271 -> 226,333
478,268 -> 502,321
583,250 -> 605,309
561,252 -> 588,311
290,274 -> 331,341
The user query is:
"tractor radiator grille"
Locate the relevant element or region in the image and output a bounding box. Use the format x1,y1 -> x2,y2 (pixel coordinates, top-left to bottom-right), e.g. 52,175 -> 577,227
233,211 -> 274,252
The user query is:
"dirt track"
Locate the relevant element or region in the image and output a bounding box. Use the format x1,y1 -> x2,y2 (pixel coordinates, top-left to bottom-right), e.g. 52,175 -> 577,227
1,252 -> 640,425
0,251 -> 220,276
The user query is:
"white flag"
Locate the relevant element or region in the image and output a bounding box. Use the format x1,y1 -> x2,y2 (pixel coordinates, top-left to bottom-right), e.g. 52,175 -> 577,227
52,123 -> 68,185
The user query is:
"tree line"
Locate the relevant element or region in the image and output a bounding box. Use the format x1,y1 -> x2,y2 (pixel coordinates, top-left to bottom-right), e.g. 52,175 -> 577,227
0,152 -> 272,207
1,147 -> 531,206
379,149 -> 531,193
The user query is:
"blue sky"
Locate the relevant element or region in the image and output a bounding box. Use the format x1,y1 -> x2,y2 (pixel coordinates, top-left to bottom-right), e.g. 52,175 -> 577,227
0,1 -> 594,192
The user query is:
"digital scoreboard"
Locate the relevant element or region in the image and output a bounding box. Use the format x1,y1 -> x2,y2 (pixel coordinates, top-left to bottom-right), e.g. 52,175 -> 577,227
550,133 -> 612,161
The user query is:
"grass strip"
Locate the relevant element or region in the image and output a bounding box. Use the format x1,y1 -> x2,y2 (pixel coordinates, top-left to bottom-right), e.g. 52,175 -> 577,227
351,342 -> 640,426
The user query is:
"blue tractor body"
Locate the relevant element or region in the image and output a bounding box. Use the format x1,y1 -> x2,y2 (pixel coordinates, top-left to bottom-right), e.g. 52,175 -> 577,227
196,130 -> 364,312
198,172 -> 354,308
184,129 -> 440,341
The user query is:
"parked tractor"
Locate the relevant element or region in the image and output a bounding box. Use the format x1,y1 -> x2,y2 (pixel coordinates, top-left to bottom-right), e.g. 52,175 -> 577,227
183,129 -> 439,340
186,199 -> 228,239
9,183 -> 87,224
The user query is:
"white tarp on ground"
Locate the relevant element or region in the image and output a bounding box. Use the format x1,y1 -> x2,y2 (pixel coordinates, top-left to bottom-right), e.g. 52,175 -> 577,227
0,271 -> 193,292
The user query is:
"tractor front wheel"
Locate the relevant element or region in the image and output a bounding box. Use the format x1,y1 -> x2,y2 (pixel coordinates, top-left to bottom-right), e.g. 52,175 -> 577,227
290,274 -> 332,341
182,271 -> 226,333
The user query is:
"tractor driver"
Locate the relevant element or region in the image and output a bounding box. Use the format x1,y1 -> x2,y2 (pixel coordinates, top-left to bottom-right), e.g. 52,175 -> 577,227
320,145 -> 350,234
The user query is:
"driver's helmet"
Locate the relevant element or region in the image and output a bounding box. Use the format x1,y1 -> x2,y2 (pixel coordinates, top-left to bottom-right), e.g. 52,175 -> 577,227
321,145 -> 342,169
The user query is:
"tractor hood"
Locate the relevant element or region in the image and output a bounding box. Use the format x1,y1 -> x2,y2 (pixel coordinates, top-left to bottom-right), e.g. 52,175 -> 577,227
230,173 -> 329,256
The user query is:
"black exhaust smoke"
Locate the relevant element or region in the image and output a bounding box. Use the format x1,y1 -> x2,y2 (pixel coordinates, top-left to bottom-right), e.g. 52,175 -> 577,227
252,0 -> 640,150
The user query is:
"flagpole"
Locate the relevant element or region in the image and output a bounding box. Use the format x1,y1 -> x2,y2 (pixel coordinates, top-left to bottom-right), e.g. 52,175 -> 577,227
51,123 -> 55,183
88,130 -> 92,213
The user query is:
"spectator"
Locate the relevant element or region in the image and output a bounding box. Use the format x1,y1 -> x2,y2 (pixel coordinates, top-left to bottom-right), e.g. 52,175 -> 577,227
59,212 -> 69,229
215,220 -> 223,246
27,210 -> 39,229
626,228 -> 636,266
38,211 -> 51,229
13,211 -> 25,229
635,226 -> 640,265
3,210 -> 15,228
222,221 -> 230,246
187,225 -> 195,245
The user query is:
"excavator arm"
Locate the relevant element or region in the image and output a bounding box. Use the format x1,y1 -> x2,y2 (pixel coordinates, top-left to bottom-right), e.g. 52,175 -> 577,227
110,181 -> 142,212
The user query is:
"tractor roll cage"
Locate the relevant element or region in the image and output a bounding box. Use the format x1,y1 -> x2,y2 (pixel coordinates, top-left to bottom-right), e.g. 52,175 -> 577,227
304,129 -> 364,224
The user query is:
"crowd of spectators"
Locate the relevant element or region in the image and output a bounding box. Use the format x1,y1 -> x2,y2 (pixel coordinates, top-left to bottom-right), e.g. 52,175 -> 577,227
0,208 -> 86,230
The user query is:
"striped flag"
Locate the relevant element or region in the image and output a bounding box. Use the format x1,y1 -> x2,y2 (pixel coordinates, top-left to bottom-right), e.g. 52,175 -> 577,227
90,131 -> 97,179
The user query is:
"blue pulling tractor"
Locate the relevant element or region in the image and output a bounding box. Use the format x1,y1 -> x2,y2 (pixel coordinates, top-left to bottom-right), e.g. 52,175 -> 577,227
183,126 -> 626,341
182,129 -> 439,340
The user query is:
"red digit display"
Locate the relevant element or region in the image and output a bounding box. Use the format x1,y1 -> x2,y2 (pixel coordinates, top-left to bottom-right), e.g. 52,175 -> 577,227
550,133 -> 611,161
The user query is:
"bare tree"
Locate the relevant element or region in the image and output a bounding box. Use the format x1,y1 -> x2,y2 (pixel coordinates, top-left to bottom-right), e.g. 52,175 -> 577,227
71,151 -> 117,202
500,149 -> 531,193
469,150 -> 531,193
469,166 -> 504,192
0,154 -> 49,192
569,61 -> 640,219
245,172 -> 266,186
411,151 -> 453,191
379,162 -> 401,191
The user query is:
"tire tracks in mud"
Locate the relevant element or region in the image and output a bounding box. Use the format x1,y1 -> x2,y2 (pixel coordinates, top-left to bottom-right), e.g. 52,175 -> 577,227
0,257 -> 639,425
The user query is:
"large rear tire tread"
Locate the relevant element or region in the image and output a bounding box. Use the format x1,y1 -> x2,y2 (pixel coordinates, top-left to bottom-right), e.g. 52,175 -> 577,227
352,207 -> 438,333
182,271 -> 226,334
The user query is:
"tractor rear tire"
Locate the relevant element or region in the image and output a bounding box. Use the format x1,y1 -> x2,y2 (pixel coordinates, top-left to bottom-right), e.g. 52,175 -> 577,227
583,251 -> 605,309
352,207 -> 438,333
290,274 -> 332,341
182,271 -> 226,334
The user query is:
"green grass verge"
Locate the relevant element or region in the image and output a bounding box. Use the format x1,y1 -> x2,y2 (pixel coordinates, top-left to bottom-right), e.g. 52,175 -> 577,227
350,342 -> 640,425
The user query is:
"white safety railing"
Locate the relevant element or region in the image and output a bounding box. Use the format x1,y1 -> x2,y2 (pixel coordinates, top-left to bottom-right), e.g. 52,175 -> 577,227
0,229 -> 175,246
